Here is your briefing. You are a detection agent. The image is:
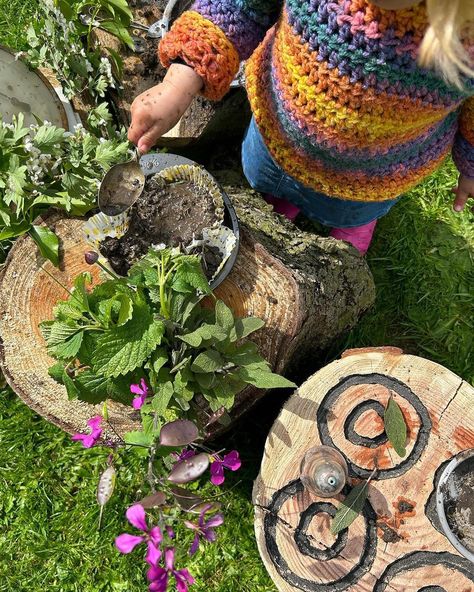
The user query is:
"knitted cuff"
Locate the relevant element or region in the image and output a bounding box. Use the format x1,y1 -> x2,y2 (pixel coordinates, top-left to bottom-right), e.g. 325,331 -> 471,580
452,133 -> 474,178
159,11 -> 240,101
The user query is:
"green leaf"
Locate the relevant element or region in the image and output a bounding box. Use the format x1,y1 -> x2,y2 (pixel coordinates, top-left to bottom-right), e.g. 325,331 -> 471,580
46,321 -> 80,347
150,348 -> 169,374
227,342 -> 263,366
29,225 -> 59,266
237,365 -> 296,389
74,370 -> 110,404
33,124 -> 65,151
179,324 -> 228,347
215,300 -> 234,330
331,482 -> 369,535
151,381 -> 174,416
229,317 -> 265,341
99,21 -> 135,50
173,258 -> 211,295
92,300 -> 165,378
71,273 -> 92,312
191,350 -> 224,373
48,362 -> 66,383
62,370 -> 80,400
384,397 -> 407,458
49,330 -> 84,360
117,294 -> 133,326
124,430 -> 153,448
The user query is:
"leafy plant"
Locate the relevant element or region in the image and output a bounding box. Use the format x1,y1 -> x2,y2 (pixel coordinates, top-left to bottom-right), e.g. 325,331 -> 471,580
23,0 -> 133,100
41,247 -> 295,422
0,107 -> 130,264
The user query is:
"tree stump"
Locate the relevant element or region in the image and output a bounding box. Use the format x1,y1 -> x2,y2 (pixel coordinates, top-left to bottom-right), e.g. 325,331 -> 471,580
0,191 -> 374,440
253,347 -> 474,592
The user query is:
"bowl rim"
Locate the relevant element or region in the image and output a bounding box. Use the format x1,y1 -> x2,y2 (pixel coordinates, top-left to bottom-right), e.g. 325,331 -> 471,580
436,447 -> 474,564
138,152 -> 240,291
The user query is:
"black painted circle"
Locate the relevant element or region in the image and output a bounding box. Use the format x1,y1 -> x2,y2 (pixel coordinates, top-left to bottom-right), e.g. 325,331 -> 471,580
263,479 -> 378,591
295,502 -> 348,561
344,399 -> 388,448
317,374 -> 432,480
374,551 -> 474,591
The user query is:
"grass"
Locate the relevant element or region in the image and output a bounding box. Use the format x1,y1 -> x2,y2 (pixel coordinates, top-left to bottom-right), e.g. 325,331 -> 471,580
1,3 -> 474,591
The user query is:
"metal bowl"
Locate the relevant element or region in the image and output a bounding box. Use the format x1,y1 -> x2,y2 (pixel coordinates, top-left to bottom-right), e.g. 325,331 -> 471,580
139,153 -> 240,290
436,448 -> 474,564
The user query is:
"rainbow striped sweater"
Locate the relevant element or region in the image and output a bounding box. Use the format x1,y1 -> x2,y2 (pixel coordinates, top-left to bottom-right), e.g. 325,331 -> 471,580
160,0 -> 474,201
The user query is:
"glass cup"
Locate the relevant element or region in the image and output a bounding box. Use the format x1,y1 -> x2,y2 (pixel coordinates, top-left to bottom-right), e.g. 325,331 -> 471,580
300,445 -> 348,497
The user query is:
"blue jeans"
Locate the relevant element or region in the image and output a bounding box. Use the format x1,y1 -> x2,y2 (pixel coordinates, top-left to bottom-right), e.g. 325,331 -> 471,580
241,118 -> 400,228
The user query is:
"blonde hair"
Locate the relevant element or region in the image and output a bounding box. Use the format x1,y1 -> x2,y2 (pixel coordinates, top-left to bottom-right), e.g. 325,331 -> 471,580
419,0 -> 474,88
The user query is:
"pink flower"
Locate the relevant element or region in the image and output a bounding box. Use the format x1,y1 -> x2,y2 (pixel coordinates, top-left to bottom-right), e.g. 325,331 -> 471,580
165,525 -> 175,539
147,547 -> 194,592
115,504 -> 162,566
210,450 -> 241,486
173,448 -> 196,463
131,379 -> 150,410
71,416 -> 102,448
184,504 -> 224,556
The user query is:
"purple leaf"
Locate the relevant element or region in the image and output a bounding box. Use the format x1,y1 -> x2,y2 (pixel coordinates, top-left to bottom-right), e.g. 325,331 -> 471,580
159,420 -> 199,447
170,486 -> 221,514
168,453 -> 209,484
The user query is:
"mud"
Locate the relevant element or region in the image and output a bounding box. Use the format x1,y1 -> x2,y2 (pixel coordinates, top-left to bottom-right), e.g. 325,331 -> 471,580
443,457 -> 474,554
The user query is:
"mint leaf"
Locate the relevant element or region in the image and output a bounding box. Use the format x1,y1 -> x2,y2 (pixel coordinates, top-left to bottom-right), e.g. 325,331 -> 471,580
48,361 -> 65,383
117,294 -> 133,326
191,351 -> 224,373
74,370 -> 110,404
46,321 -> 80,346
71,273 -> 92,312
229,317 -> 265,341
384,397 -> 407,458
173,258 -> 210,294
49,330 -> 84,360
62,370 -> 79,400
93,301 -> 165,377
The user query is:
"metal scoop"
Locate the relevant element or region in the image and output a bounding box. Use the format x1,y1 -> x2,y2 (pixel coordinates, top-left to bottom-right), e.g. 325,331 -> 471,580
98,148 -> 145,216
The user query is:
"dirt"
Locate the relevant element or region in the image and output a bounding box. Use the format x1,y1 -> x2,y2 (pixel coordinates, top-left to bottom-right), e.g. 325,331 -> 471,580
99,174 -> 223,277
444,457 -> 474,554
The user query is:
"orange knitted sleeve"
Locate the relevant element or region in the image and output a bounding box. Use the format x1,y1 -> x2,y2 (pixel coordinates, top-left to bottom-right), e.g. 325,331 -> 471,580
453,97 -> 474,177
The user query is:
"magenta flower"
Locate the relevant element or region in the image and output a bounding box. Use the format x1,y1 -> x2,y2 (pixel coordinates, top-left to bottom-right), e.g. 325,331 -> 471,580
184,504 -> 224,555
173,448 -> 196,463
147,547 -> 194,592
130,379 -> 150,410
165,525 -> 175,539
210,450 -> 241,486
115,504 -> 162,566
71,415 -> 103,448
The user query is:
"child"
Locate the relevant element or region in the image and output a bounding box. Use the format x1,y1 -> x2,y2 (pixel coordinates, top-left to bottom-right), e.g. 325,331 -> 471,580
128,0 -> 474,254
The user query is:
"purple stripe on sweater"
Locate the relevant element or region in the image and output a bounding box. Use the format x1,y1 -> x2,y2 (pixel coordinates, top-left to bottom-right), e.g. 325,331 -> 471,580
453,133 -> 474,177
192,0 -> 271,59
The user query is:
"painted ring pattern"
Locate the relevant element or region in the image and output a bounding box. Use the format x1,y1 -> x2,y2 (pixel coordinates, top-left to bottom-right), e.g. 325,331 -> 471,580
373,551 -> 474,591
343,399 -> 388,449
294,502 -> 348,561
317,374 -> 432,480
263,479 -> 378,592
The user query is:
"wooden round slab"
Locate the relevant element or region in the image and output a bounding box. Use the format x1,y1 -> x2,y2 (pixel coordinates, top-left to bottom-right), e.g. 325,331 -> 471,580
253,348 -> 474,592
0,211 -> 299,440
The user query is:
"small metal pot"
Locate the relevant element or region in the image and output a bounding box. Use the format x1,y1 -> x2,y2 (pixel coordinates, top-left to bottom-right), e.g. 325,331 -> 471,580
436,448 -> 474,563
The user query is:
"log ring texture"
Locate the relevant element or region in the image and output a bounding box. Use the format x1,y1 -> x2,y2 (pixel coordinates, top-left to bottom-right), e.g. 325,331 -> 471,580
263,479 -> 378,592
317,374 -> 432,480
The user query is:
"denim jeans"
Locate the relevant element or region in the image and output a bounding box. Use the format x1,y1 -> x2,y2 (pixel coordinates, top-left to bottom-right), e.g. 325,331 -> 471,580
241,118 -> 400,228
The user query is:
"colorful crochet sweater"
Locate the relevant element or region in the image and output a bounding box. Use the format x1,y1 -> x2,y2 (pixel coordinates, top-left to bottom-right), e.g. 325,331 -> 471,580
160,0 -> 474,201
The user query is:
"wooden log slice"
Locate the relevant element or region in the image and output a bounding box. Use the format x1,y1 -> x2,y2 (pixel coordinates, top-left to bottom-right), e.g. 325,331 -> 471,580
0,190 -> 374,441
253,348 -> 474,592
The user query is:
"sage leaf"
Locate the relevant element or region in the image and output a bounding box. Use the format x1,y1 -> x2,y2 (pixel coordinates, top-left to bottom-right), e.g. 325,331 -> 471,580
229,317 -> 265,341
191,350 -> 224,373
151,381 -> 174,416
215,300 -> 234,330
331,482 -> 369,535
237,365 -> 296,389
384,397 -> 407,457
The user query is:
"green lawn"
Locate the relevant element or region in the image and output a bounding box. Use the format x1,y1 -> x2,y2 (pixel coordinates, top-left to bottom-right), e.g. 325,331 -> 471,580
1,3 -> 474,592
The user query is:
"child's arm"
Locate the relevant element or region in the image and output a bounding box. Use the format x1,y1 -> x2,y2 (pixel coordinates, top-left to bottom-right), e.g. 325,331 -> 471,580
452,98 -> 474,211
129,0 -> 281,151
159,0 -> 281,101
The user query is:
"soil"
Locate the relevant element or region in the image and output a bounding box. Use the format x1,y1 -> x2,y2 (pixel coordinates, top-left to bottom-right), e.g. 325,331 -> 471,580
99,174 -> 224,277
443,457 -> 474,554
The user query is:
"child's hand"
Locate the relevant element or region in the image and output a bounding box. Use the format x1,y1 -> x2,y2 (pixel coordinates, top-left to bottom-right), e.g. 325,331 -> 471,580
128,64 -> 203,153
452,174 -> 474,212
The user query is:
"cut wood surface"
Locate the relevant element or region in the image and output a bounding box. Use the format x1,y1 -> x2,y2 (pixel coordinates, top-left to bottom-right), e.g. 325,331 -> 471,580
253,348 -> 474,592
0,190 -> 374,440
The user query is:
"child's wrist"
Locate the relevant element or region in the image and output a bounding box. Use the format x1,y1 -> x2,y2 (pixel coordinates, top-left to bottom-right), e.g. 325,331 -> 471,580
165,63 -> 204,96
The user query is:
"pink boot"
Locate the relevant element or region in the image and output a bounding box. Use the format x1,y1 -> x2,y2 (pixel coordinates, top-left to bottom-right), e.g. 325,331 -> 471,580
330,220 -> 377,255
263,194 -> 300,221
